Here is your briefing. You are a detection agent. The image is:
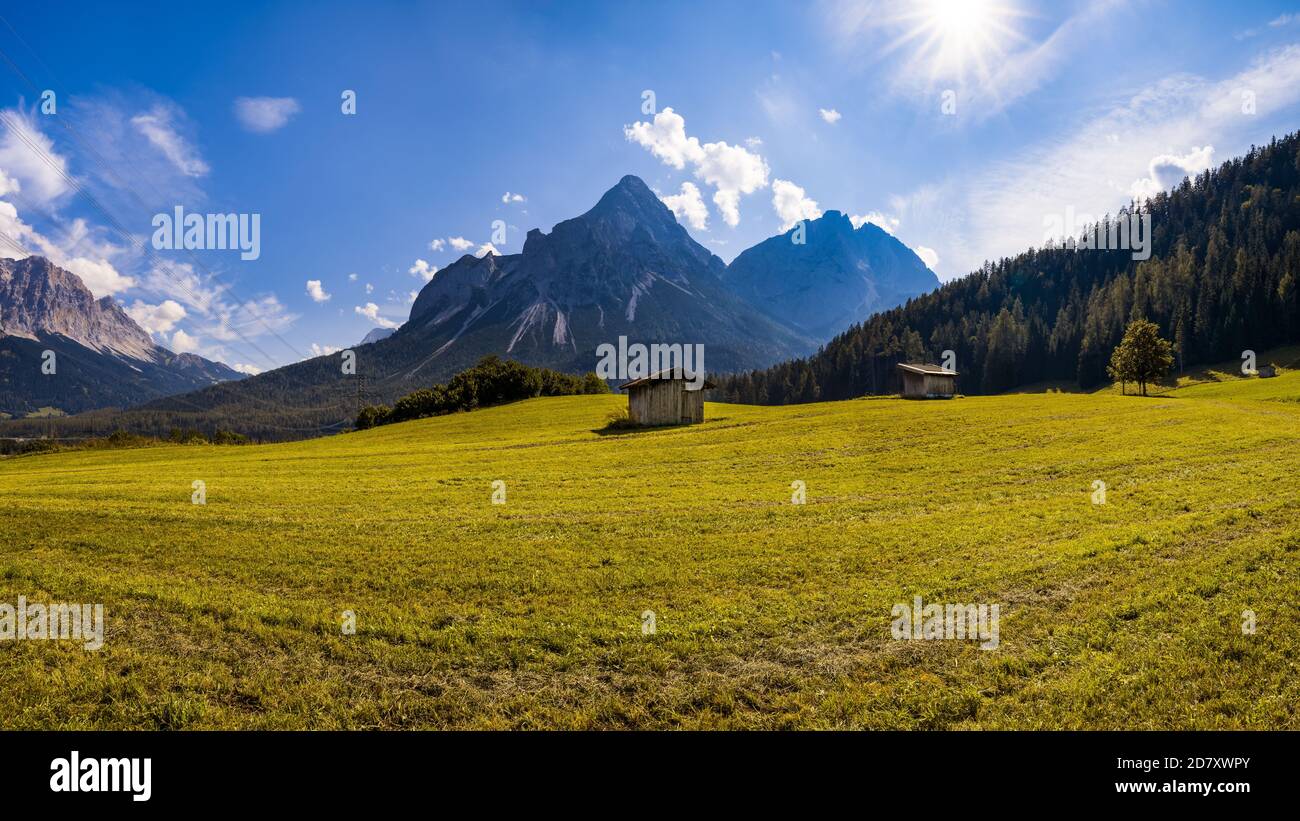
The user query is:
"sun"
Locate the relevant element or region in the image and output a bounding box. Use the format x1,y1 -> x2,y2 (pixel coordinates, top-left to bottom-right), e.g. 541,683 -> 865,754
888,0 -> 1024,85
928,0 -> 995,32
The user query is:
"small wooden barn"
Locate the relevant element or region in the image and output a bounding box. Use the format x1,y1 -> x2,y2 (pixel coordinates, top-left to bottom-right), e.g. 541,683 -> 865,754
1258,364 -> 1277,378
897,363 -> 958,399
621,370 -> 715,426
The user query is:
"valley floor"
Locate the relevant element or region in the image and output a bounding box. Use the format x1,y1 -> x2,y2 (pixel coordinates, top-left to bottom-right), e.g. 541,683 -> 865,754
1,366 -> 1298,728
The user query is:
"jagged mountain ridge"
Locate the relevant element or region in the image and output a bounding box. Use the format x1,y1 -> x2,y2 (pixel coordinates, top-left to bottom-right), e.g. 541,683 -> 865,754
11,174 -> 946,438
0,256 -> 241,416
402,175 -> 816,377
1,256 -> 158,360
65,176 -> 826,437
359,327 -> 395,345
723,210 -> 941,341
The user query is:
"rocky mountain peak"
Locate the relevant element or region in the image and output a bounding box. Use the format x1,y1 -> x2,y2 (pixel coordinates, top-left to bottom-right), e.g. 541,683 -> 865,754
0,255 -> 155,359
0,255 -> 242,416
723,210 -> 941,341
399,174 -> 813,378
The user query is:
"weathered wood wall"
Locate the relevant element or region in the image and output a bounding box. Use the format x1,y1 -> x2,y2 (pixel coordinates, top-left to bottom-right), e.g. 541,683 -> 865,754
901,372 -> 956,399
628,381 -> 705,425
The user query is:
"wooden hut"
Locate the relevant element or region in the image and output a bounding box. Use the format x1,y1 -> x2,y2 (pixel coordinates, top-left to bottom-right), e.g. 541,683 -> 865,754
897,363 -> 958,399
620,370 -> 715,425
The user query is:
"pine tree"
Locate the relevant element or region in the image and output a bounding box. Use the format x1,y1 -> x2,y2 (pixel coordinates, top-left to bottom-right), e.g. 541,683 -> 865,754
715,129 -> 1300,407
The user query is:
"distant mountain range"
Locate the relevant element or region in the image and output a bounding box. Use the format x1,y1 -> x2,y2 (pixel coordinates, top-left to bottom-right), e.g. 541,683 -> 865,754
725,210 -> 938,340
716,129 -> 1300,404
0,175 -> 940,437
359,327 -> 395,345
402,175 -> 816,377
0,256 -> 240,418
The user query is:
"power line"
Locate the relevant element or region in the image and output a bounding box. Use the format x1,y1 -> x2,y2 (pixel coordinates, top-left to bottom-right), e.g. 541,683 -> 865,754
0,37 -> 310,370
1,235 -> 356,432
0,110 -> 289,373
0,21 -> 372,434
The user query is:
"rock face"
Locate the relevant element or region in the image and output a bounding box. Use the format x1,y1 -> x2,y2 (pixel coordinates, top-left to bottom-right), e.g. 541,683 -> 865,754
121,176 -> 819,435
403,175 -> 816,376
359,327 -> 396,345
724,211 -> 940,341
0,256 -> 156,359
97,176 -> 941,437
0,256 -> 240,415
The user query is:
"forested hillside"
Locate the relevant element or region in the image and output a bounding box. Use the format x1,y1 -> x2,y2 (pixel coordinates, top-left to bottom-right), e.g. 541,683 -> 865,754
717,131 -> 1300,403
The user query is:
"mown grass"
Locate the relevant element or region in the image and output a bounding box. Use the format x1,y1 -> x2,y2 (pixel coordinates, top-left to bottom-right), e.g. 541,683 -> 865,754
1099,344 -> 1300,400
1,363 -> 1298,729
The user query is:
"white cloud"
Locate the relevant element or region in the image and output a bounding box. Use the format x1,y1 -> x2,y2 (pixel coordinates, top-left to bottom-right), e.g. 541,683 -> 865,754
233,97 -> 301,133
62,256 -> 136,297
364,282 -> 374,294
148,274 -> 298,357
475,243 -> 500,258
624,107 -> 770,226
448,236 -> 474,252
347,272 -> 358,282
623,106 -> 701,169
699,142 -> 770,227
170,329 -> 200,353
0,107 -> 72,203
886,44 -> 1300,281
408,259 -> 438,281
771,179 -> 822,231
305,279 -> 331,303
501,191 -> 526,203
966,1 -> 1124,121
826,0 -> 1123,122
428,238 -> 445,252
130,105 -> 209,177
0,99 -> 201,302
915,246 -> 939,270
851,211 -> 899,233
0,199 -> 31,247
745,136 -> 764,149
1243,12 -> 1300,38
231,363 -> 262,375
757,80 -> 802,126
0,96 -> 297,367
203,294 -> 298,344
126,299 -> 187,335
142,260 -> 221,315
1129,146 -> 1215,201
660,181 -> 709,230
35,223 -> 134,298
819,108 -> 842,124
64,92 -> 208,204
0,168 -> 20,196
0,195 -> 133,297
355,302 -> 400,329
310,343 -> 341,357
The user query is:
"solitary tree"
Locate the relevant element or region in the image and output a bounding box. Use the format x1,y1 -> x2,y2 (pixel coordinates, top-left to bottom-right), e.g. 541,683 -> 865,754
1108,318 -> 1174,396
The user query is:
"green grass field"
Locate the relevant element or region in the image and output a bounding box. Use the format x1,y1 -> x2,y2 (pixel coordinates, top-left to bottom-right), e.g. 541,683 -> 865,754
2,360 -> 1298,729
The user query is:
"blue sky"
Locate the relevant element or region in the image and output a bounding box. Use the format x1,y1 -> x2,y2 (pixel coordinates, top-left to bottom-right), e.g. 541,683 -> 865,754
1,0 -> 1299,373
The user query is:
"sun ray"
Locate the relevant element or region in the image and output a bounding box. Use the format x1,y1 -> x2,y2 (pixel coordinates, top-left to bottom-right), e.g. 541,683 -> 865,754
878,0 -> 1028,88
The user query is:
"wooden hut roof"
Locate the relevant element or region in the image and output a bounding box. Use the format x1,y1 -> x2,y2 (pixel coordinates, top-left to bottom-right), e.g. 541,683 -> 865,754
620,369 -> 716,391
896,363 -> 959,377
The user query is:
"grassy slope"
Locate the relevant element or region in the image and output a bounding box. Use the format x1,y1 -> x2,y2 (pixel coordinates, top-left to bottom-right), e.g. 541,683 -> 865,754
1,369 -> 1298,729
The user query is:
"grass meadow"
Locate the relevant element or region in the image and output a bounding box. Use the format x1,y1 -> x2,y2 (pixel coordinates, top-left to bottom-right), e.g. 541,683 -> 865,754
1,356 -> 1298,729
